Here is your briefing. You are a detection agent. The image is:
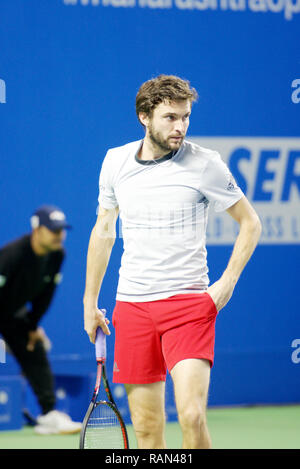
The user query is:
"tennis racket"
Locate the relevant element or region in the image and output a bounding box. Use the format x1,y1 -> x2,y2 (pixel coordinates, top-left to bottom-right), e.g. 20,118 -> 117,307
79,325 -> 129,449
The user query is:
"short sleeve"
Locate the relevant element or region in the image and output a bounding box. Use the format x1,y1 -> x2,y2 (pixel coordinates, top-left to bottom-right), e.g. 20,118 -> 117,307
98,151 -> 118,209
200,152 -> 244,212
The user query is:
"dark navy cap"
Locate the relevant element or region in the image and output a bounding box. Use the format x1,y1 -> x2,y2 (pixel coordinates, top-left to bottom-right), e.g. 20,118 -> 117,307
31,205 -> 71,232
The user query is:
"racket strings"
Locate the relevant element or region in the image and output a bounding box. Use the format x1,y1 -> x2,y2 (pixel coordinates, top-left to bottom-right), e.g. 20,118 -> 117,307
84,402 -> 125,449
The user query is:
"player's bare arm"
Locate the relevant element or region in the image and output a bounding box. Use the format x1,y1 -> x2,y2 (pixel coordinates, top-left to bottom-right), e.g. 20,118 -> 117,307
207,196 -> 262,312
83,205 -> 119,343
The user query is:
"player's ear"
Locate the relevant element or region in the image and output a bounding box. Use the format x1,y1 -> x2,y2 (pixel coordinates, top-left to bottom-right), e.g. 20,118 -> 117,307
138,112 -> 149,128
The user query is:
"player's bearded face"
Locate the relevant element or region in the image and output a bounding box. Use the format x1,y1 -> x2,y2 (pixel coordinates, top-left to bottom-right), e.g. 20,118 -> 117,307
148,122 -> 179,153
147,100 -> 191,153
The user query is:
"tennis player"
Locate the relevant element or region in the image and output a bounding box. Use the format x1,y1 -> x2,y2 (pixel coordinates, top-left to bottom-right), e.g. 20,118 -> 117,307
83,75 -> 262,449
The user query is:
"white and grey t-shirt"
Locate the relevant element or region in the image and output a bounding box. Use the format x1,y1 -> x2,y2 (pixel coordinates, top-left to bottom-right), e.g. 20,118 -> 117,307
98,139 -> 243,302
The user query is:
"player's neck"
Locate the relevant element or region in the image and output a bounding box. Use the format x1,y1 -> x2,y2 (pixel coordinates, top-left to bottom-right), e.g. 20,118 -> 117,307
138,137 -> 169,161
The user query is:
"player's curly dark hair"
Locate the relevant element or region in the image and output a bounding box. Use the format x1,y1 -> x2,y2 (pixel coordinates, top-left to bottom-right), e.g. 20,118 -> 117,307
135,75 -> 198,125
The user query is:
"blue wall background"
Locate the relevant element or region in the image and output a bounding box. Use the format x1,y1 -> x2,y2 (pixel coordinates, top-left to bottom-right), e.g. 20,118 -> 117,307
0,0 -> 299,421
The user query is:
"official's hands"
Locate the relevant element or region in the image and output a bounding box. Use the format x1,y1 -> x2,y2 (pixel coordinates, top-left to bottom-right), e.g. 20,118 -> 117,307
84,306 -> 111,344
27,327 -> 52,352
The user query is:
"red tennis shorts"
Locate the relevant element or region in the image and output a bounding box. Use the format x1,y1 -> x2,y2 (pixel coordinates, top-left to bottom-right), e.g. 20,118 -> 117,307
112,293 -> 218,384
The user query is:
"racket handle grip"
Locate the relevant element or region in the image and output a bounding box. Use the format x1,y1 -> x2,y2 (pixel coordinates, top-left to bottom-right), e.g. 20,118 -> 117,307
95,309 -> 107,360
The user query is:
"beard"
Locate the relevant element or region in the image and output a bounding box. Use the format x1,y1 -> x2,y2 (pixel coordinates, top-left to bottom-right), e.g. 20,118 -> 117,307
148,123 -> 184,154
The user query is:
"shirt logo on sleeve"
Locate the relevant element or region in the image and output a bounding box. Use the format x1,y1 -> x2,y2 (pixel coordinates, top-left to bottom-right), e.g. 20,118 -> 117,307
227,173 -> 237,191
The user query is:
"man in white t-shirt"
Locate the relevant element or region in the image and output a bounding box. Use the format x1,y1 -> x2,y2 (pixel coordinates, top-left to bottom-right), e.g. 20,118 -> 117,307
83,75 -> 261,449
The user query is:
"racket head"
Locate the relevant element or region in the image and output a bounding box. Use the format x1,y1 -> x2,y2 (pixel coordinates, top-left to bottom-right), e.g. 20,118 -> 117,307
80,400 -> 129,449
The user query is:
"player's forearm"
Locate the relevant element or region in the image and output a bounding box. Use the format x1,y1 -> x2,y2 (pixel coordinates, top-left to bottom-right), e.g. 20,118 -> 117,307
221,215 -> 262,286
83,226 -> 115,308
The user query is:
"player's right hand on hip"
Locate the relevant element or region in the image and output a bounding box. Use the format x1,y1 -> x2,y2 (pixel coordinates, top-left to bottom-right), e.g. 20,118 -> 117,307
84,307 -> 111,343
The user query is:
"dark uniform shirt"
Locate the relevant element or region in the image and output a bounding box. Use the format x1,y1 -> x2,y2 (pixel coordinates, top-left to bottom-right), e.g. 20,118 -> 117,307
0,234 -> 64,331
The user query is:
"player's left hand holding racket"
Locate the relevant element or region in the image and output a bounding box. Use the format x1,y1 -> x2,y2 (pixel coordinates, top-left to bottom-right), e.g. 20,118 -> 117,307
79,318 -> 129,449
